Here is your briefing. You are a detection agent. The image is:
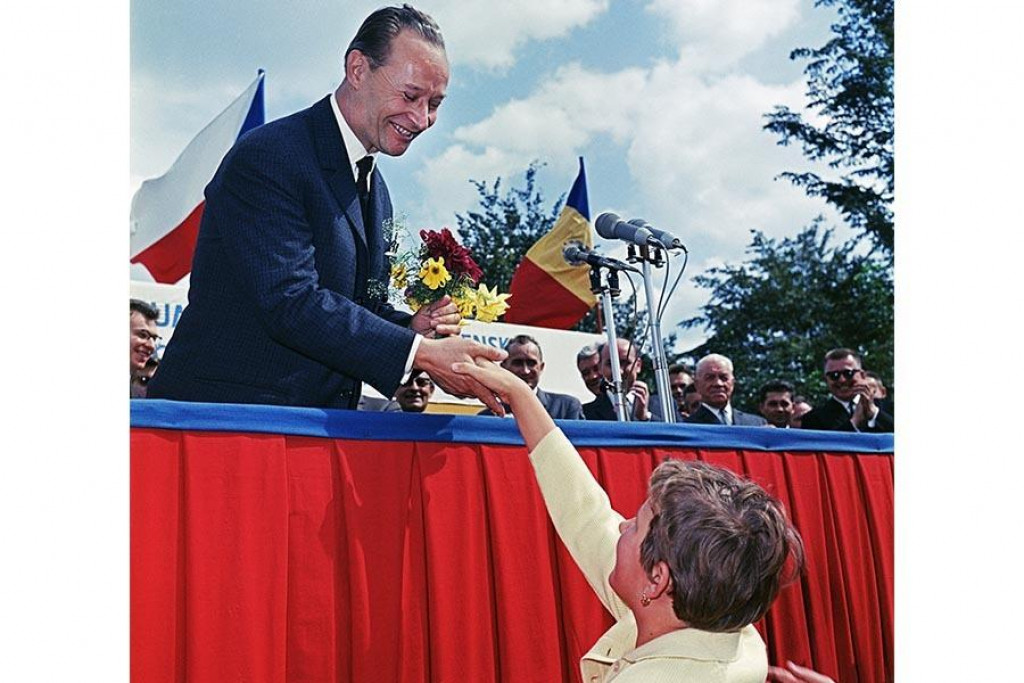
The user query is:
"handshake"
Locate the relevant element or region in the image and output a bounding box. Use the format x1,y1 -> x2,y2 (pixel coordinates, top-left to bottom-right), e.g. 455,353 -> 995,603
409,295 -> 509,415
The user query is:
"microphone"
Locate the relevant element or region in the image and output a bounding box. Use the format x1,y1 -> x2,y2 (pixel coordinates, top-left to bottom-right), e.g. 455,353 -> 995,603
627,218 -> 687,252
563,241 -> 640,273
594,212 -> 656,247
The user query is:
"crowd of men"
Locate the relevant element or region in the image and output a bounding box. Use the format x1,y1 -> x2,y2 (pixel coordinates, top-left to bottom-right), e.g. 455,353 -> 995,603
133,298 -> 892,432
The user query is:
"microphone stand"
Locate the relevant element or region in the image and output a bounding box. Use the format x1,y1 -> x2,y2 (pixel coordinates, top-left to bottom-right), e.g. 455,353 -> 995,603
590,266 -> 627,422
629,243 -> 676,423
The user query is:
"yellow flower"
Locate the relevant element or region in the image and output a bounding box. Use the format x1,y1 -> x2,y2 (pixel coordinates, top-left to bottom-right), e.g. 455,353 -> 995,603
473,283 -> 511,323
419,257 -> 451,290
453,293 -> 475,319
390,262 -> 409,289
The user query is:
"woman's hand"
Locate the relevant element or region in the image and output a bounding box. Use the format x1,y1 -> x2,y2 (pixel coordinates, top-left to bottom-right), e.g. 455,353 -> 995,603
451,357 -> 525,406
767,661 -> 836,683
452,358 -> 556,450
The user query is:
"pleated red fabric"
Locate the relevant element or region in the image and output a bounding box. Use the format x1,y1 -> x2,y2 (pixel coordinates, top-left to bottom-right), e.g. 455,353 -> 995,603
132,430 -> 893,683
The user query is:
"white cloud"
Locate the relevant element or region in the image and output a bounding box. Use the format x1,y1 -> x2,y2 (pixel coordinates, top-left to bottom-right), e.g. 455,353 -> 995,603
414,144 -> 521,227
625,64 -> 815,248
418,56 -> 817,251
454,63 -> 648,152
645,0 -> 801,70
430,0 -> 610,69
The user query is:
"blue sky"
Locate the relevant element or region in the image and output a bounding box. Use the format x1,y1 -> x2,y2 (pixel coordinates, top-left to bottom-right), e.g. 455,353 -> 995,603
131,0 -> 851,352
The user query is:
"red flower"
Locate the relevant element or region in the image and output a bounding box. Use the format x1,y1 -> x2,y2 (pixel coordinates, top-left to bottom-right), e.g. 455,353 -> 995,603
419,228 -> 483,284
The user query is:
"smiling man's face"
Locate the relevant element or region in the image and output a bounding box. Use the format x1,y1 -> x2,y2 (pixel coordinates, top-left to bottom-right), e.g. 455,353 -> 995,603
347,30 -> 449,157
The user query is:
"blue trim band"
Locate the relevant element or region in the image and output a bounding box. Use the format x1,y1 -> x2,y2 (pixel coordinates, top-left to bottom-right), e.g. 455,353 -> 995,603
132,400 -> 893,454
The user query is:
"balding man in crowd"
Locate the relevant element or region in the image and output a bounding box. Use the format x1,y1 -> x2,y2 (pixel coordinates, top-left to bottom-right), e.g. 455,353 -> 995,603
685,353 -> 767,426
583,339 -> 660,422
480,335 -> 584,420
800,348 -> 894,433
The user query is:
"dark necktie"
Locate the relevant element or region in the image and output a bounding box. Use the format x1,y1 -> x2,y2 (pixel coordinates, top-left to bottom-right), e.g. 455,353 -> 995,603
355,156 -> 374,230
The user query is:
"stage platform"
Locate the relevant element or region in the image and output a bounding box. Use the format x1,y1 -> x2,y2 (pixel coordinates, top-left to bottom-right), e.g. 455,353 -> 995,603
132,400 -> 893,682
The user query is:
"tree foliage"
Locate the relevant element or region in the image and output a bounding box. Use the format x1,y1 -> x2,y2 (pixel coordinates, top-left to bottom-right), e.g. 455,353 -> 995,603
455,162 -> 662,385
678,220 -> 894,411
764,0 -> 894,255
455,161 -> 564,294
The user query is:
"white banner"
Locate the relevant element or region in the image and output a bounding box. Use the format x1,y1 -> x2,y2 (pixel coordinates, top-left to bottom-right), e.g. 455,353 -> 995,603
130,281 -> 603,406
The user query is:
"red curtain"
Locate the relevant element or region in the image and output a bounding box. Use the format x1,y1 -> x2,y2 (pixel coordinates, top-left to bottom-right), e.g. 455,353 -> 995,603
131,429 -> 892,683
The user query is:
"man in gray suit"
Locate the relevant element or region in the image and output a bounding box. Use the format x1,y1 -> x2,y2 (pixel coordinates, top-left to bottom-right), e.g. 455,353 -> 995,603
685,353 -> 767,427
480,335 -> 584,420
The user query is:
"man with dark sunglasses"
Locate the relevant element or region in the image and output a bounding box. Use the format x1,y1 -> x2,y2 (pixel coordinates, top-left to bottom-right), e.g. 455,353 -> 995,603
800,348 -> 893,433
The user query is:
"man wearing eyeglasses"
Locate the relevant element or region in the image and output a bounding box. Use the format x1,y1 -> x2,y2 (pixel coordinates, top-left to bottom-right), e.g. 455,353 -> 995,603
800,348 -> 894,433
130,299 -> 161,397
394,370 -> 435,413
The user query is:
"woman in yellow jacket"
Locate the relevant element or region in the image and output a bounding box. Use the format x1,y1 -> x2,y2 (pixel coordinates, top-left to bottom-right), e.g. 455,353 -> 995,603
454,359 -> 804,682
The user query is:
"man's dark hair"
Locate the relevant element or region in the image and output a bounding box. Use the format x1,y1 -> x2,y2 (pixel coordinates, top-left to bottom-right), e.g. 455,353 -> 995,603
669,363 -> 693,376
758,380 -> 794,404
346,4 -> 445,68
130,298 -> 159,322
682,383 -> 700,398
823,347 -> 861,368
506,334 -> 542,361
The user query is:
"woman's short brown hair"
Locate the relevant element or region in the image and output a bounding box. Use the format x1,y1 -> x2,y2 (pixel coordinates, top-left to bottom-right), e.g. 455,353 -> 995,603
640,459 -> 804,632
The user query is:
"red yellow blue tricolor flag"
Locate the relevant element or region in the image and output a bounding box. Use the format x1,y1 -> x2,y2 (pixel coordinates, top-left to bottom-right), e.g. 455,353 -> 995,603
504,158 -> 597,329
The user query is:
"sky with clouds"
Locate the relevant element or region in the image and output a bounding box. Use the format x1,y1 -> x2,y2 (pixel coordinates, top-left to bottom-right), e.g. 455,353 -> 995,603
131,0 -> 854,353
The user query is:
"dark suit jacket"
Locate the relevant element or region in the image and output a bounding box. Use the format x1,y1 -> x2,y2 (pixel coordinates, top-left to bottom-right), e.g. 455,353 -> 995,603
582,392 -> 665,422
650,394 -> 684,422
480,388 -> 585,420
684,404 -> 768,427
148,96 -> 415,409
800,397 -> 894,433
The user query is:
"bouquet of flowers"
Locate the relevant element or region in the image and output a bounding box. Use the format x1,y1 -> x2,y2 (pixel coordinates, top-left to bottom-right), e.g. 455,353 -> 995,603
383,220 -> 511,323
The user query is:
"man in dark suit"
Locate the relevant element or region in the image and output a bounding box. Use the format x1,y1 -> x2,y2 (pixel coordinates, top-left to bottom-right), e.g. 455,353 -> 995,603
576,344 -> 604,398
148,5 -> 505,411
668,363 -> 694,419
757,380 -> 796,428
480,335 -> 584,420
800,348 -> 894,433
583,339 -> 662,422
685,353 -> 767,427
864,370 -> 895,420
